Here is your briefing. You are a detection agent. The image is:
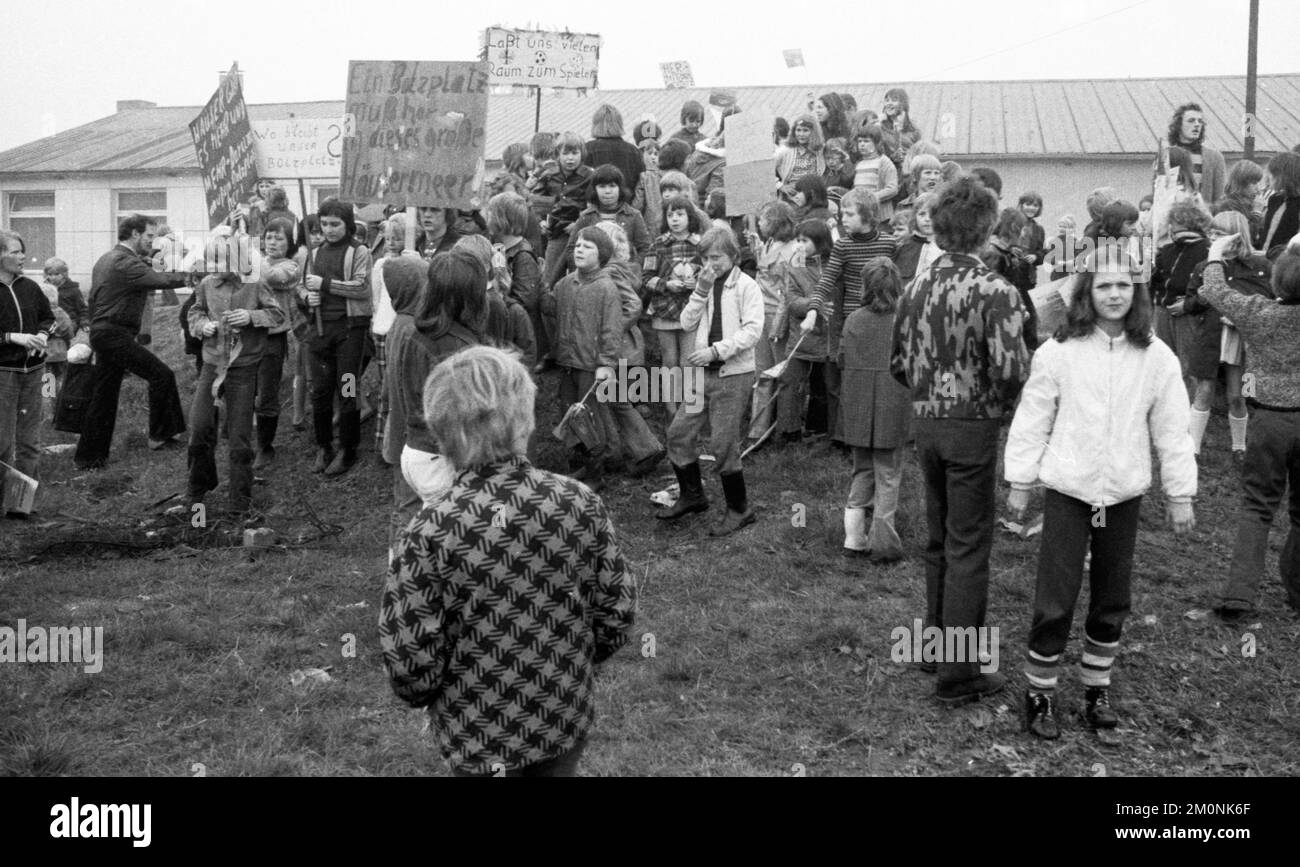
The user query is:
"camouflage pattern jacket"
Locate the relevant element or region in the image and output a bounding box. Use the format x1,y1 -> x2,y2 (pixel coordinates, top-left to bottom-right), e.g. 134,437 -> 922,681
890,251 -> 1031,419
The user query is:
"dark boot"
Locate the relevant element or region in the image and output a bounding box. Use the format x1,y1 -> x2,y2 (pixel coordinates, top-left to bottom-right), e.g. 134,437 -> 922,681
656,462 -> 709,520
229,447 -> 254,515
710,471 -> 756,536
253,415 -> 278,471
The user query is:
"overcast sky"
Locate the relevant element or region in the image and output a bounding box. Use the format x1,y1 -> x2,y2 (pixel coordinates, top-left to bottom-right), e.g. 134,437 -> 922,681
3,0 -> 1296,154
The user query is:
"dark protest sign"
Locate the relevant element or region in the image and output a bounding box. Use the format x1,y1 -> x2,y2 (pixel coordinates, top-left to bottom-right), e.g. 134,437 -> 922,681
339,60 -> 489,210
189,67 -> 259,228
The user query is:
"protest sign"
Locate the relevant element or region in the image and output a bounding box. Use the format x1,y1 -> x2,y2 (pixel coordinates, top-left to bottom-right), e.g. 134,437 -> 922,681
1028,275 -> 1073,338
338,60 -> 489,210
483,28 -> 601,89
189,65 -> 260,228
724,105 -> 775,217
251,118 -> 344,179
660,61 -> 694,89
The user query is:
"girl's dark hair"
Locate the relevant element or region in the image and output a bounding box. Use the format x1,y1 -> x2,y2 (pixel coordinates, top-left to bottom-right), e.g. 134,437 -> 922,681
588,164 -> 629,207
659,139 -> 692,171
1165,146 -> 1199,194
1267,151 -> 1300,197
796,218 -> 833,260
263,217 -> 299,258
855,123 -> 884,147
816,92 -> 849,141
786,114 -> 824,152
795,174 -> 828,210
993,207 -> 1027,244
1018,191 -> 1043,210
773,117 -> 790,143
317,199 -> 356,240
660,197 -> 702,235
1091,200 -> 1139,241
860,257 -> 903,314
1056,250 -> 1152,347
420,251 -> 487,334
1224,160 -> 1264,198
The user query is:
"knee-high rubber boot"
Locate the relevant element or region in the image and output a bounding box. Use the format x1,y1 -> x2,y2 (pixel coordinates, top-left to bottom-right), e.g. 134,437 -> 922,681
843,507 -> 869,553
656,462 -> 709,520
710,471 -> 756,536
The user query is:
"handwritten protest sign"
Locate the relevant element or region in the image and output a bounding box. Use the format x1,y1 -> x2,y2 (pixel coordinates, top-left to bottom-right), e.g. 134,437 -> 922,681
189,66 -> 259,228
660,61 -> 694,89
338,60 -> 489,210
483,27 -> 601,89
251,118 -> 344,179
724,105 -> 775,216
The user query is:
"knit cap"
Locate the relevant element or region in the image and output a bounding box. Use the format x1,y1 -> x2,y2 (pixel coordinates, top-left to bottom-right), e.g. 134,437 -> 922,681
632,119 -> 662,146
383,254 -> 428,314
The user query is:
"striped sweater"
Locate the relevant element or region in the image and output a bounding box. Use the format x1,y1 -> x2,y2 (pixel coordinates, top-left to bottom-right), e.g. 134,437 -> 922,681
380,457 -> 635,774
812,230 -> 897,352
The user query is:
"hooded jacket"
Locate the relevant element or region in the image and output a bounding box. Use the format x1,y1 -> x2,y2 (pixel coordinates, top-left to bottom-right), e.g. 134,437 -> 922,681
1005,328 -> 1196,508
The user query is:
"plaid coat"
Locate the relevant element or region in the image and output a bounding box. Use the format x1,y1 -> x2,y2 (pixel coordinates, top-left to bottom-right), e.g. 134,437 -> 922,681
380,456 -> 635,773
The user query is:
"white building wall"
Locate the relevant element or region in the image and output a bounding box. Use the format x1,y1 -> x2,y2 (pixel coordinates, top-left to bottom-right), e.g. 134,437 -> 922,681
962,156 -> 1159,227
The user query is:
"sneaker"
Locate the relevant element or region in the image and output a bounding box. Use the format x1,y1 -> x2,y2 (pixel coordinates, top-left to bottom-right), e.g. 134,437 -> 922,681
1084,687 -> 1119,729
5,511 -> 31,521
935,672 -> 1007,706
1024,690 -> 1061,739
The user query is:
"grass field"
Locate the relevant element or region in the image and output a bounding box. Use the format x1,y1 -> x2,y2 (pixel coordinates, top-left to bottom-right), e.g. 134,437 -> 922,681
2,307 -> 1298,777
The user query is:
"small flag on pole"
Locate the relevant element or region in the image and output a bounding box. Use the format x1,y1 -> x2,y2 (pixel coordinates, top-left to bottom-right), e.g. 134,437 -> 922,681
783,49 -> 805,69
660,61 -> 694,89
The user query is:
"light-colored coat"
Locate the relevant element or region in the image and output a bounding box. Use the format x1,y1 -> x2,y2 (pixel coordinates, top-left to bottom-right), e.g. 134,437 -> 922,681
680,266 -> 764,377
1004,329 -> 1197,508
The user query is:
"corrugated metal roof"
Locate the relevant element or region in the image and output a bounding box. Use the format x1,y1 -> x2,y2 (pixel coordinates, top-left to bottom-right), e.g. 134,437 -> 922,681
2,74 -> 1296,175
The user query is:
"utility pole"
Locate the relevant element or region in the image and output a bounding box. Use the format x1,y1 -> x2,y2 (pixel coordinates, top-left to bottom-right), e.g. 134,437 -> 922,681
1244,0 -> 1259,160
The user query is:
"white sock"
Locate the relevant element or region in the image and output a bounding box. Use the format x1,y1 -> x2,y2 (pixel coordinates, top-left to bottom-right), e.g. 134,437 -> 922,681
1229,413 -> 1248,451
1189,407 -> 1211,455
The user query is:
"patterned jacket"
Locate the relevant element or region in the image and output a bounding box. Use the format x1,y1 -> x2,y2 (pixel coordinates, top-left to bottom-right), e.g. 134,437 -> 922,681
1199,260 -> 1300,410
380,456 -> 635,774
643,232 -> 703,325
891,251 -> 1031,419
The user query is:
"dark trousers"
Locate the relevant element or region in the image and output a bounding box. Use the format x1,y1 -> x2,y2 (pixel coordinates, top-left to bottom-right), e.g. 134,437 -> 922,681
254,332 -> 289,418
1222,408 -> 1300,610
308,318 -> 367,452
75,325 -> 186,468
1028,491 -> 1140,657
0,367 -> 43,513
451,740 -> 586,777
824,360 -> 843,442
914,417 -> 1000,684
188,363 -> 257,512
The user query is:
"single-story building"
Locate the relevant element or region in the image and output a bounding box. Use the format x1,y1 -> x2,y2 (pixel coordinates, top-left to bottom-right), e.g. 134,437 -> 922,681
2,73 -> 1296,286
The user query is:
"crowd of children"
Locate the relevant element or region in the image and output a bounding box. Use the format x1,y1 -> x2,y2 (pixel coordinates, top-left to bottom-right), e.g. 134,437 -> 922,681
6,89 -> 1300,770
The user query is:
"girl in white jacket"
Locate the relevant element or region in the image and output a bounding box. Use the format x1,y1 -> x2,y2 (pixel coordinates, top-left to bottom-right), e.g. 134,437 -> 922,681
1004,247 -> 1197,740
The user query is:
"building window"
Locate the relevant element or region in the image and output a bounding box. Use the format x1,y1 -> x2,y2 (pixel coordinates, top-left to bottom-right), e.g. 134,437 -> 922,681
6,191 -> 56,271
114,189 -> 168,232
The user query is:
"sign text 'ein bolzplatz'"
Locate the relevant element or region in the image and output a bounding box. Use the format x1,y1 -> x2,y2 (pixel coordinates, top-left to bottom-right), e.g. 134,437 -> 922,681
339,60 -> 488,210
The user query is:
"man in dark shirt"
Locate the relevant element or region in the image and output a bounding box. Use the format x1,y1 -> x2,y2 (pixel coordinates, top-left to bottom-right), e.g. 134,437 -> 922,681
74,214 -> 190,470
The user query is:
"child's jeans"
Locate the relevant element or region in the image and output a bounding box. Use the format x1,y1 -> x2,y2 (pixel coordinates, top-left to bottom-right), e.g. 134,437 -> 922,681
848,446 -> 904,559
188,362 -> 257,512
1025,490 -> 1141,690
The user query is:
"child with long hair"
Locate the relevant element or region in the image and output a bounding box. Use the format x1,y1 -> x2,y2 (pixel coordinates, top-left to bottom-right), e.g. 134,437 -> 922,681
1213,160 -> 1266,240
563,164 -> 651,275
745,200 -> 803,448
777,114 -> 826,204
1007,247 -> 1196,739
644,198 -> 704,418
1183,210 -> 1273,460
840,259 -> 913,562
